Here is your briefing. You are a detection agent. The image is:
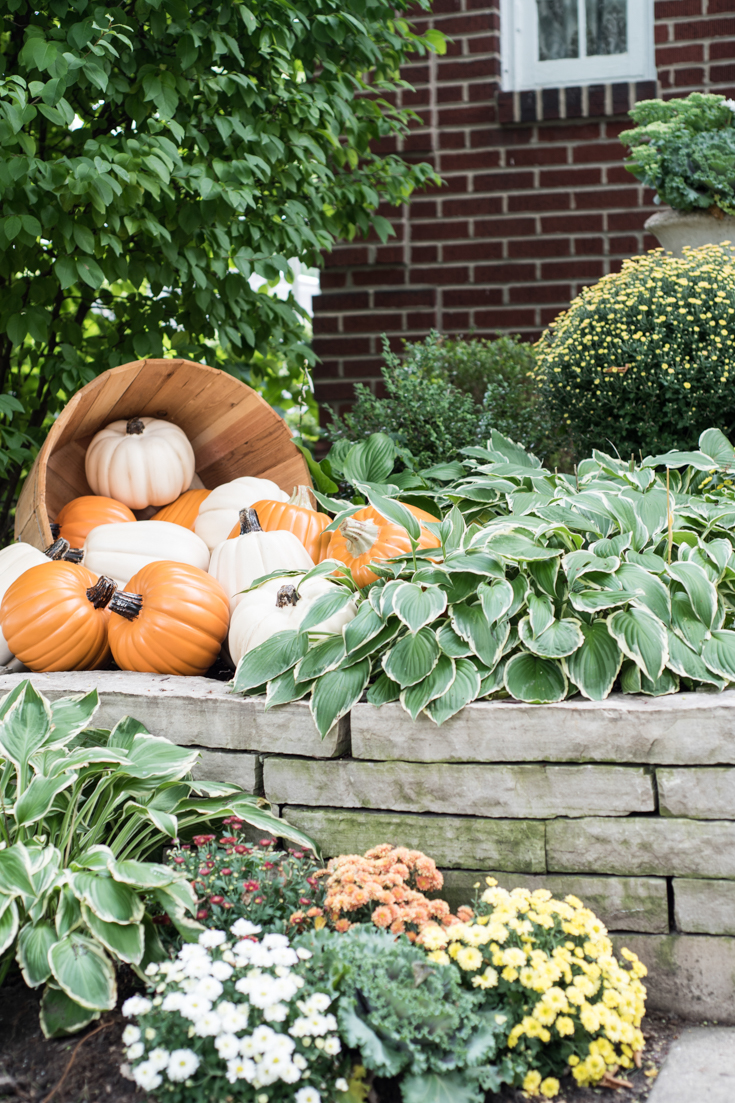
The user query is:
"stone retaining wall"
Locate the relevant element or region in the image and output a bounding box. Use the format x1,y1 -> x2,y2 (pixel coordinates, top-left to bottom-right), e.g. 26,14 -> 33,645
2,671 -> 734,1022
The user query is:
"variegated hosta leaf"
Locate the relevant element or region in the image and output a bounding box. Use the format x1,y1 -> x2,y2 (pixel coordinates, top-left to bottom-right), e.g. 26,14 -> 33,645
425,659 -> 481,725
518,616 -> 584,659
667,561 -> 718,628
564,621 -> 623,701
382,628 -> 440,688
504,653 -> 567,704
400,655 -> 456,721
392,582 -> 447,633
606,607 -> 668,682
310,659 -> 371,737
366,673 -> 401,707
450,603 -> 509,668
666,630 -> 726,690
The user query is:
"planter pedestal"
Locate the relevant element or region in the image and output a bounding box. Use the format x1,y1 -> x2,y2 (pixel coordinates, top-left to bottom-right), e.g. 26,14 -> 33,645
645,207 -> 735,256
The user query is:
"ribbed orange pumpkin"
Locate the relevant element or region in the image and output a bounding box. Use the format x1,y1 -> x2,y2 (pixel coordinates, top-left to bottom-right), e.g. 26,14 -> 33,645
54,495 -> 136,549
328,508 -> 441,588
0,562 -> 112,671
108,560 -> 229,676
227,485 -> 331,561
150,488 -> 211,530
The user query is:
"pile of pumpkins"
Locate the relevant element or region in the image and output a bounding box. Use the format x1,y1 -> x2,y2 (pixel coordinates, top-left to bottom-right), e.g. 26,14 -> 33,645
0,416 -> 439,677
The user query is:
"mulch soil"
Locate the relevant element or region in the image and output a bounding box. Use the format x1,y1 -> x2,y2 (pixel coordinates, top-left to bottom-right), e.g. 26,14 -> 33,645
0,965 -> 685,1103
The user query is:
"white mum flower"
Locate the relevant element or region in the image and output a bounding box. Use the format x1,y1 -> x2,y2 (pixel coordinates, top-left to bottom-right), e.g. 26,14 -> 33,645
249,945 -> 275,968
296,947 -> 312,960
193,1011 -> 221,1037
251,1025 -> 277,1052
215,1002 -> 249,1033
211,960 -> 234,982
265,1034 -> 295,1054
167,1048 -> 200,1082
179,994 -> 212,1021
144,963 -> 159,976
270,947 -> 299,967
279,1061 -> 301,1084
148,1047 -> 170,1072
239,1035 -> 258,1057
121,1025 -> 141,1046
215,1033 -> 241,1059
231,919 -> 262,937
195,976 -> 223,1001
335,1078 -> 349,1092
199,929 -> 227,948
226,1056 -> 257,1084
303,993 -> 331,1015
261,933 -> 290,949
324,1036 -> 341,1055
182,956 -> 212,979
294,1054 -> 308,1070
161,991 -> 185,1012
724,98 -> 735,114
122,996 -> 152,1018
126,1042 -> 144,1060
295,1088 -> 321,1103
263,1002 -> 288,1022
131,1060 -> 162,1091
247,976 -> 281,1009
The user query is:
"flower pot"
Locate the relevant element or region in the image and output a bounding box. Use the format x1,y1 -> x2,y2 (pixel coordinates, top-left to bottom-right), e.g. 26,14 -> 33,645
644,207 -> 735,257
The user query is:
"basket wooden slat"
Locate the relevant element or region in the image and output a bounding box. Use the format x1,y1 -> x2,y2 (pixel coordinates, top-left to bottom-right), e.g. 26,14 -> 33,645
15,358 -> 311,549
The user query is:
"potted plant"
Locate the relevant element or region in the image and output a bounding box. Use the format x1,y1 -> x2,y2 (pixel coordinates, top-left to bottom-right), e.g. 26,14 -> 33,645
621,92 -> 735,255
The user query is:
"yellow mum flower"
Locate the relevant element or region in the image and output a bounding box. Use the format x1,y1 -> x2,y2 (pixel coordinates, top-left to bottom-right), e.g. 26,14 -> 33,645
522,1070 -> 542,1095
504,947 -> 527,968
456,946 -> 483,972
555,1015 -> 575,1036
426,950 -> 450,966
540,1078 -> 560,1098
472,966 -> 499,990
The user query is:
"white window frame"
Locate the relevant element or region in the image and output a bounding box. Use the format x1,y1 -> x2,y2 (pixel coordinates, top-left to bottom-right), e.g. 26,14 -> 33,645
500,0 -> 656,92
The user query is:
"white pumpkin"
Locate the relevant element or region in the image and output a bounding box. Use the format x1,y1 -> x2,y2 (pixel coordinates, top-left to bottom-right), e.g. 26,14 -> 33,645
209,507 -> 313,614
194,476 -> 288,552
83,520 -> 210,588
85,416 -> 195,510
229,574 -> 358,664
0,542 -> 64,665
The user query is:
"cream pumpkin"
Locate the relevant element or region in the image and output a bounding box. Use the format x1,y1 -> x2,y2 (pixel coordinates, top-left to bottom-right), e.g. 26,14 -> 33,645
209,507 -> 313,614
228,574 -> 358,665
194,476 -> 288,552
84,416 -> 196,510
0,542 -> 66,665
83,520 -> 210,588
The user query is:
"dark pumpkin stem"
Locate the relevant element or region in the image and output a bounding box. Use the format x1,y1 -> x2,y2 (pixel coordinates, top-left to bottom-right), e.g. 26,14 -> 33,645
276,584 -> 301,607
126,417 -> 145,435
86,576 -> 118,609
45,537 -> 71,560
109,590 -> 143,620
49,522 -> 60,540
239,507 -> 262,535
63,547 -> 84,563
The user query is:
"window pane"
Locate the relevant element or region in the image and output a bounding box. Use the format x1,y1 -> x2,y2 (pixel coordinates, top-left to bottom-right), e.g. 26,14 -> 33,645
586,0 -> 627,56
537,0 -> 579,61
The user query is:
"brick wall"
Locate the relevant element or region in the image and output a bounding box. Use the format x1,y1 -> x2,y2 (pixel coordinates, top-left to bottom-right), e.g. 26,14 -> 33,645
313,0 -> 735,416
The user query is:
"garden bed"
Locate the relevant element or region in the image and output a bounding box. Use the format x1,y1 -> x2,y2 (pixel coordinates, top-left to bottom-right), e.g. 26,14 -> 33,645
2,669 -> 734,1024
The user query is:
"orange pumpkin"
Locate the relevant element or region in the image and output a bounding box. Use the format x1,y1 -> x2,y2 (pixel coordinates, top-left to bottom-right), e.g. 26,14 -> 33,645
108,560 -> 229,676
228,485 -> 331,561
328,509 -> 441,588
54,495 -> 136,549
150,488 -> 211,530
0,562 -> 112,671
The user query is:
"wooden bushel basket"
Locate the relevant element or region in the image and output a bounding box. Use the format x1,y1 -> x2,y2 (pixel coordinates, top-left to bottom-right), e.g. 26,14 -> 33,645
15,358 -> 312,549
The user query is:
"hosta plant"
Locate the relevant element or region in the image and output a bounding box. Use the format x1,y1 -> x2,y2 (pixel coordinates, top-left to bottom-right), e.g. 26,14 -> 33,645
0,680 -> 314,1036
233,426 -> 735,732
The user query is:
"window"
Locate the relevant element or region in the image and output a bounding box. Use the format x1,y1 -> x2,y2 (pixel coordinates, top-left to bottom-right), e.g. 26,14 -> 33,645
500,0 -> 655,92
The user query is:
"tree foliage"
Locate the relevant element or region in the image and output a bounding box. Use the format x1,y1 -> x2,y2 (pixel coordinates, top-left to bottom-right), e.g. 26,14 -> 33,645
0,0 -> 442,538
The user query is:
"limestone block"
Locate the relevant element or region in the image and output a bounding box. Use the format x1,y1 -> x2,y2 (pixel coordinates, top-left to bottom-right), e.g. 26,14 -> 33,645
658,768 -> 735,819
0,670 -> 347,757
192,748 -> 260,793
611,934 -> 735,1023
647,1026 -> 735,1103
279,807 -> 546,870
547,817 -> 735,878
350,691 -> 735,765
264,758 -> 653,818
439,871 -> 669,933
674,879 -> 735,936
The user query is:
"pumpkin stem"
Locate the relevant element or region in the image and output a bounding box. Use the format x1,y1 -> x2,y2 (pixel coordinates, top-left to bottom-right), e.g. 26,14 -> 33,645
126,417 -> 145,435
86,576 -> 118,609
63,547 -> 84,563
49,522 -> 61,540
109,589 -> 143,620
288,485 -> 316,510
44,537 -> 72,560
276,584 -> 301,607
239,507 -> 262,535
339,517 -> 380,557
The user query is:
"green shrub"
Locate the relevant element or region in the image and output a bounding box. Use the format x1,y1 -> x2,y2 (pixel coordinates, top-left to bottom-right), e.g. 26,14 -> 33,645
535,244 -> 735,458
621,92 -> 735,214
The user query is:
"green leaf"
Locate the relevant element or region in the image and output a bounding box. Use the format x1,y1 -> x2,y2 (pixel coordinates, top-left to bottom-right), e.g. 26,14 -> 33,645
123,734 -> 198,782
233,630 -> 309,693
75,256 -> 105,289
451,603 -> 509,668
344,602 -> 386,654
640,668 -> 680,696
477,579 -> 514,625
667,561 -> 718,628
435,622 -> 473,658
14,774 -> 75,827
54,255 -> 77,290
422,27 -> 448,55
0,844 -> 35,898
48,933 -> 117,1011
614,564 -> 671,625
0,681 -> 53,771
392,583 -> 447,633
81,905 -> 145,965
504,653 -> 567,703
382,627 -> 440,687
69,873 -> 144,925
0,898 -> 19,955
294,635 -> 346,682
484,534 -> 563,561
265,667 -> 314,708
607,607 -> 668,681
700,427 -> 735,466
702,630 -> 735,681
400,655 -> 456,720
17,920 -> 56,987
342,433 -> 395,484
310,659 -> 370,737
49,690 -> 99,743
297,587 -> 355,633
401,1072 -> 482,1103
425,658 -> 481,725
666,630 -> 725,688
568,589 -> 636,613
518,616 -> 584,659
528,592 -> 554,635
107,859 -> 178,890
339,1001 -> 406,1077
360,486 -> 421,541
366,673 -> 401,706
39,984 -> 100,1039
564,621 -> 623,701
564,550 -> 620,587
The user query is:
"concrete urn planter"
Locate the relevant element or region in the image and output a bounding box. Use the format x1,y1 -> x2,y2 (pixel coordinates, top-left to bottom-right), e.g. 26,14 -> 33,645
645,206 -> 735,257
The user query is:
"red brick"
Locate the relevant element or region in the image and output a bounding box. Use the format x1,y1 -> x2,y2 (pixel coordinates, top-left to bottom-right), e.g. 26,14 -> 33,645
439,58 -> 495,81
439,105 -> 494,126
353,267 -> 406,286
538,123 -> 602,143
655,0 -> 701,13
443,241 -> 503,262
326,246 -> 370,267
539,307 -> 567,327
711,64 -> 735,81
423,175 -> 468,194
675,66 -> 706,85
343,312 -> 400,333
310,359 -> 340,378
675,18 -> 735,40
411,220 -> 470,241
608,165 -> 636,185
474,170 -> 535,190
508,191 -> 571,212
542,213 -> 604,233
443,287 -> 503,307
339,357 -> 383,375
507,146 -> 568,166
510,283 -> 572,304
608,210 -> 653,232
573,236 -> 604,255
541,167 -> 602,188
438,149 -> 501,171
573,141 -> 627,163
442,312 -> 471,329
468,36 -> 499,55
319,271 -> 346,290
401,64 -> 430,83
403,88 -> 431,108
406,311 -> 438,328
410,265 -> 471,285
374,289 -> 435,309
314,292 -> 369,312
310,315 -> 339,333
606,121 -> 634,139
609,235 -> 641,254
508,237 -> 570,259
475,262 -> 536,282
411,199 -> 439,218
710,0 -> 735,11
710,39 -> 735,59
437,84 -> 465,105
443,196 -> 503,217
655,23 -> 670,45
315,337 -> 372,356
574,187 -> 640,210
375,245 -> 405,264
474,308 -> 537,328
315,382 -> 360,402
411,245 -> 438,264
475,216 -> 537,237
655,43 -> 704,64
468,83 -> 498,105
403,133 -> 434,154
541,260 -> 604,281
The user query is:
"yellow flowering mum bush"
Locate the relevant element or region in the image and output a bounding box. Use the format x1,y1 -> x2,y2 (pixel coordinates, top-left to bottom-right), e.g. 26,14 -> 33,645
536,244 -> 735,458
417,880 -> 647,1099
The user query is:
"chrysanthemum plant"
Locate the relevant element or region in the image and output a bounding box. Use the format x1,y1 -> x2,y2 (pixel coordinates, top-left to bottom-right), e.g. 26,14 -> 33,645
233,425 -> 735,727
0,681 -> 315,1037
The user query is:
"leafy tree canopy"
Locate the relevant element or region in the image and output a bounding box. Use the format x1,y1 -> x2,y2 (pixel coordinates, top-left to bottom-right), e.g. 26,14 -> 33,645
0,0 -> 442,538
